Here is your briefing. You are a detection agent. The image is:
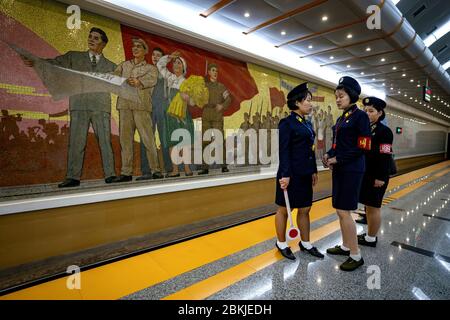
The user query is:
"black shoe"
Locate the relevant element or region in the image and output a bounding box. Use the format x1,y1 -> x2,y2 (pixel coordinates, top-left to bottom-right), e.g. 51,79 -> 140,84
275,243 -> 296,260
326,245 -> 351,256
355,215 -> 368,225
221,167 -> 229,173
152,172 -> 164,179
136,174 -> 152,181
340,257 -> 364,271
58,179 -> 80,188
358,233 -> 377,247
165,172 -> 180,178
299,242 -> 324,258
113,175 -> 132,183
198,169 -> 209,175
105,176 -> 116,184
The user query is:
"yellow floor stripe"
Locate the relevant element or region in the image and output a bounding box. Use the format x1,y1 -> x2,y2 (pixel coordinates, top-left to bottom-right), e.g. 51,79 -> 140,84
163,220 -> 341,300
2,161 -> 449,300
163,163 -> 450,300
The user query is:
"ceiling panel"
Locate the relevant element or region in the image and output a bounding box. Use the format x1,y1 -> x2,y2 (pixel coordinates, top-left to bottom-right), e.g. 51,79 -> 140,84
217,0 -> 282,28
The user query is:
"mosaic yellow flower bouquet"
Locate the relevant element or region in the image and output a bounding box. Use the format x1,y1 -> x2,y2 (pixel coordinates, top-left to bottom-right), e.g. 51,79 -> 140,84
167,75 -> 209,120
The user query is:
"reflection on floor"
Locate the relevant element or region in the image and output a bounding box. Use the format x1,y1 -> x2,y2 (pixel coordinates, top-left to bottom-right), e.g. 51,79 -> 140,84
1,162 -> 450,300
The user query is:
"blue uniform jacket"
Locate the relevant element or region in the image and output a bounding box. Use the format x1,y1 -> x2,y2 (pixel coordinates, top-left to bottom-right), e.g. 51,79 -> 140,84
277,112 -> 318,178
326,105 -> 371,173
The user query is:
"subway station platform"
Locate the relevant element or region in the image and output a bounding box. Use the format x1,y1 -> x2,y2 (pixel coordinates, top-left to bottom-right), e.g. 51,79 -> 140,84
1,161 -> 449,300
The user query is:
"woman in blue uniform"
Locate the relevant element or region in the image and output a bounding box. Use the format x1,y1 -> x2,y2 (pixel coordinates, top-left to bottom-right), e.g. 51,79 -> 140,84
275,82 -> 324,260
358,97 -> 393,247
322,76 -> 371,271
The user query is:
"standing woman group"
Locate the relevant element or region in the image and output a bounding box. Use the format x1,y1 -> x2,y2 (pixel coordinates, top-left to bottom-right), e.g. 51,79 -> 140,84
275,76 -> 394,272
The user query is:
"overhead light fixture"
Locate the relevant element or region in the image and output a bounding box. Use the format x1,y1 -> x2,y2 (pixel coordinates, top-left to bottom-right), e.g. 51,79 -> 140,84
392,66 -> 397,70
398,91 -> 401,94
346,64 -> 351,68
308,45 -> 313,49
402,73 -> 406,77
382,83 -> 386,86
410,79 -> 414,82
417,84 -> 420,87
281,31 -> 286,36
244,12 -> 250,18
366,47 -> 371,52
347,34 -> 353,39
390,87 -> 394,90
329,56 -> 334,60
381,58 -> 386,62
322,16 -> 328,21
360,72 -> 365,75
372,78 -> 376,80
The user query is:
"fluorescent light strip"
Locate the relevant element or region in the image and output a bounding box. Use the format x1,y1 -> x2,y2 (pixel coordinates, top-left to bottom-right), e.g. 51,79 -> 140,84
423,19 -> 450,47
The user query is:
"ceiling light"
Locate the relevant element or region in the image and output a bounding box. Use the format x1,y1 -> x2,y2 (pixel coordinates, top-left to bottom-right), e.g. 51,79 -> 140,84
322,16 -> 328,21
329,56 -> 334,60
347,34 -> 353,39
346,64 -> 351,68
360,72 -> 365,75
392,66 -> 397,70
398,91 -> 401,94
281,30 -> 286,36
410,79 -> 414,82
244,12 -> 250,18
381,58 -> 386,62
382,83 -> 386,86
390,87 -> 394,90
372,78 -> 376,80
366,47 -> 371,52
417,84 -> 420,87
308,45 -> 313,49
402,73 -> 406,77
404,94 -> 407,97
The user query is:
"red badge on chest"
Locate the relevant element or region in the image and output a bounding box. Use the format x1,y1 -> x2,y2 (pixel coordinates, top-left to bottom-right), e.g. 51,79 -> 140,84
358,136 -> 372,150
379,143 -> 392,154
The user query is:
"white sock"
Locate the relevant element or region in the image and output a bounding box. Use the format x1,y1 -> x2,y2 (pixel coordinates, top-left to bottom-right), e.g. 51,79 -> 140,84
277,241 -> 288,249
365,235 -> 377,242
340,244 -> 350,251
301,241 -> 313,250
350,252 -> 362,261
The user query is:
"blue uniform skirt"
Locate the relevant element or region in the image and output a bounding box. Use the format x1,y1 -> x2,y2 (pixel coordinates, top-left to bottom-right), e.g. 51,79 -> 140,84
275,174 -> 313,208
359,175 -> 389,208
332,169 -> 364,211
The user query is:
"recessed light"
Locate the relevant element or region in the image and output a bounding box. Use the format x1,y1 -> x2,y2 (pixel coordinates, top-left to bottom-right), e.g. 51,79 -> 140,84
417,84 -> 420,87
390,87 -> 394,90
281,30 -> 286,36
329,56 -> 334,60
398,91 -> 401,94
366,47 -> 371,52
372,78 -> 376,81
244,12 -> 250,18
308,45 -> 313,49
410,97 -> 413,99
392,66 -> 397,70
322,15 -> 328,21
346,64 -> 351,68
381,58 -> 386,62
347,34 -> 353,39
404,94 -> 407,97
410,79 -> 414,82
382,83 -> 385,86
402,73 -> 406,77
360,72 -> 365,75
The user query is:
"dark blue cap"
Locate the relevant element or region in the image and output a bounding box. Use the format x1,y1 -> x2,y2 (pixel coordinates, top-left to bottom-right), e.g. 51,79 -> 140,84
287,82 -> 308,101
337,76 -> 361,95
363,96 -> 386,111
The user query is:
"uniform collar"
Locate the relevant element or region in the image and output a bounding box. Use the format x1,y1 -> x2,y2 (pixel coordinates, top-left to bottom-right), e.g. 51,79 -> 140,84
342,104 -> 357,118
291,111 -> 307,122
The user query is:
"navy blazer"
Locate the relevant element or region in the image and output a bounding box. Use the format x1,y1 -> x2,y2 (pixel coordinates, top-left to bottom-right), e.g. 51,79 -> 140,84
327,105 -> 371,173
365,121 -> 394,182
277,112 -> 318,178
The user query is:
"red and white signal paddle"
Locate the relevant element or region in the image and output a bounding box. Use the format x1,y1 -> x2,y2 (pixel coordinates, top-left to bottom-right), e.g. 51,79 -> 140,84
284,189 -> 300,241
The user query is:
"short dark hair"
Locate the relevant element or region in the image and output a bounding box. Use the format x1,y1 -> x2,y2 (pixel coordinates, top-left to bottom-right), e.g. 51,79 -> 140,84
335,85 -> 359,104
287,90 -> 312,110
90,27 -> 108,44
153,47 -> 164,56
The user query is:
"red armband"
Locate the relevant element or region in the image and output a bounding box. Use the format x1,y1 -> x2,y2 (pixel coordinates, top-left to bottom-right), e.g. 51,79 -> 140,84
357,136 -> 371,150
379,143 -> 392,154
